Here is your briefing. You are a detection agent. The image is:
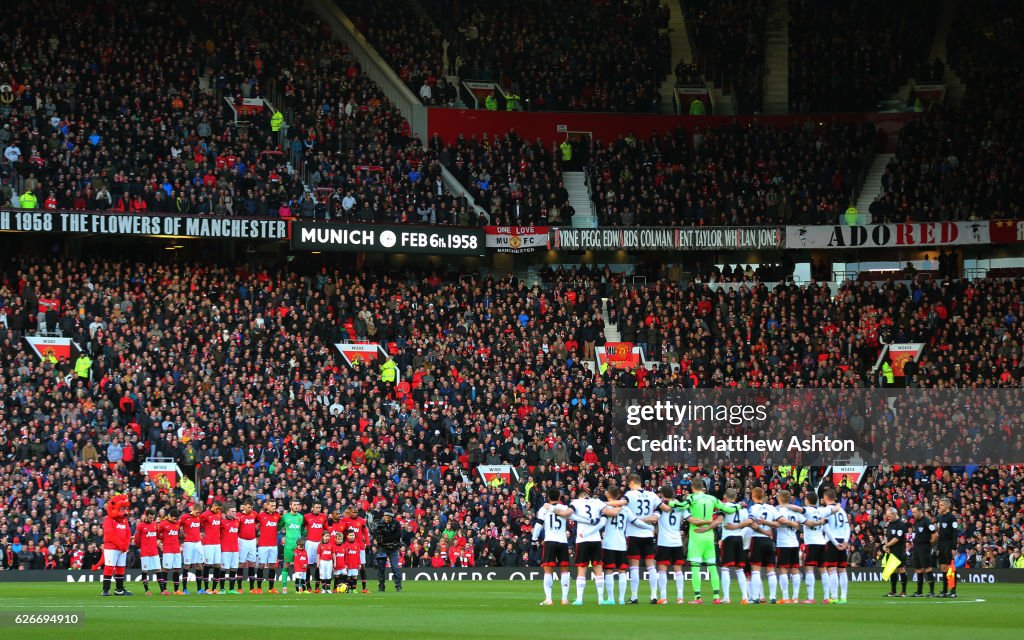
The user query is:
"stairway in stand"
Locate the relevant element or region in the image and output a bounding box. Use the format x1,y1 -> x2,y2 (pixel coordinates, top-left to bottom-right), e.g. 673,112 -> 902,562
564,172 -> 597,228
659,1 -> 694,114
763,0 -> 789,114
854,153 -> 895,219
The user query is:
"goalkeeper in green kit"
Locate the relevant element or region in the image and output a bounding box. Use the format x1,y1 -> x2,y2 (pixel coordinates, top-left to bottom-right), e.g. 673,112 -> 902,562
279,500 -> 305,594
669,477 -> 739,604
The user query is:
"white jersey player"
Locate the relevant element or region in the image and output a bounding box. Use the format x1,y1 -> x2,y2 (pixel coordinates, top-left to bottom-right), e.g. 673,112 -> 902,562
621,474 -> 662,604
821,487 -> 850,603
600,485 -> 654,605
569,489 -> 611,605
719,488 -> 752,603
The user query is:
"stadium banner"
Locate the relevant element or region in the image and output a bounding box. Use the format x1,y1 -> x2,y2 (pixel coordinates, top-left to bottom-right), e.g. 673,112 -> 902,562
3,568 -> 1022,583
334,342 -> 387,367
484,225 -> 549,253
140,460 -> 180,490
24,336 -> 81,362
887,343 -> 925,377
785,221 -> 989,249
675,85 -> 712,115
476,465 -> 519,485
291,222 -> 485,255
989,219 -> 1024,244
610,388 -> 1024,467
830,465 -> 868,488
548,227 -> 783,251
0,210 -> 289,240
909,83 -> 945,109
598,342 -> 642,370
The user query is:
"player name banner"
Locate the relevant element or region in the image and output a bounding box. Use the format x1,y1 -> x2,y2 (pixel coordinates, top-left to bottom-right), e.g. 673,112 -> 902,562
549,227 -> 783,251
597,342 -> 643,370
4,568 -> 1021,583
334,342 -> 387,367
0,210 -> 289,240
829,464 -> 867,488
292,222 -> 485,255
140,460 -> 181,490
484,226 -> 549,253
24,336 -> 81,362
887,343 -> 925,377
476,465 -> 519,485
989,219 -> 1024,244
786,221 -> 989,249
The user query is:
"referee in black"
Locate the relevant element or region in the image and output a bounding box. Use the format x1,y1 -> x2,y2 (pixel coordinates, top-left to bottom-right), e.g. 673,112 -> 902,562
882,507 -> 908,597
910,504 -> 937,597
935,498 -> 959,598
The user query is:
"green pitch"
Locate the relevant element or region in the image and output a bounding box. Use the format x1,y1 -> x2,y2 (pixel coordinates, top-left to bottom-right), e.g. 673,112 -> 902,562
0,582 -> 1019,640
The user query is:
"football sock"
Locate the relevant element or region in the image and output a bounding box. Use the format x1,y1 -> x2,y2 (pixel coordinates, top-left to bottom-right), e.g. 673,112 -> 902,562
840,571 -> 849,599
779,573 -> 789,600
708,564 -> 721,597
750,570 -> 761,600
102,574 -> 111,594
792,572 -> 802,599
821,571 -> 831,600
805,570 -> 815,600
559,572 -> 571,601
604,573 -> 615,601
768,571 -> 777,599
618,572 -> 628,602
115,576 -> 125,593
267,567 -> 275,590
576,576 -> 587,601
927,571 -> 935,594
657,571 -> 667,600
543,573 -> 553,601
348,576 -> 357,591
647,566 -> 658,599
594,575 -> 605,601
675,571 -> 685,600
900,572 -> 907,594
142,575 -> 150,592
690,566 -> 702,598
158,571 -> 167,592
360,567 -> 367,590
830,571 -> 839,598
721,568 -> 731,599
629,566 -> 640,599
735,569 -> 749,601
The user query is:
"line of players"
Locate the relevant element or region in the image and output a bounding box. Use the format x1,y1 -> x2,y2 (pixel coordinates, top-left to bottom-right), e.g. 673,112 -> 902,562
532,474 -> 857,606
128,498 -> 372,595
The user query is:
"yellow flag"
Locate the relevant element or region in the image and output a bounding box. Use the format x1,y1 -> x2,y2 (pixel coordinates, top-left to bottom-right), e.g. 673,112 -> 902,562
881,552 -> 902,580
946,564 -> 956,589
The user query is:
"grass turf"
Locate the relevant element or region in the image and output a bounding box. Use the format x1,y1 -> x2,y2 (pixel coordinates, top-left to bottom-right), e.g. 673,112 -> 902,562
0,581 -> 1017,640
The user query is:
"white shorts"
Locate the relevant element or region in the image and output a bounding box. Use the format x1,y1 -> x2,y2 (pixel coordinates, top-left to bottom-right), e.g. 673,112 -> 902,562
140,555 -> 161,572
334,568 -> 346,576
304,540 -> 320,562
294,571 -> 306,580
318,561 -> 333,578
182,542 -> 204,565
359,550 -> 366,565
221,551 -> 239,570
104,549 -> 127,567
162,552 -> 182,569
203,544 -> 222,565
257,546 -> 278,565
347,568 -> 358,577
239,539 -> 258,564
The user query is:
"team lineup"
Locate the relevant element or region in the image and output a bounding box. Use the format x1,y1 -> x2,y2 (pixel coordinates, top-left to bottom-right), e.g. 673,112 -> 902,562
532,474 -> 961,606
99,498 -> 404,596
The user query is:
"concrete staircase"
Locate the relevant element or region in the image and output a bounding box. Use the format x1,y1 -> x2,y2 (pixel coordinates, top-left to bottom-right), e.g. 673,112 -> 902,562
659,1 -> 695,114
931,0 -> 966,107
564,171 -> 598,228
763,0 -> 789,114
854,153 -> 895,219
601,298 -> 621,342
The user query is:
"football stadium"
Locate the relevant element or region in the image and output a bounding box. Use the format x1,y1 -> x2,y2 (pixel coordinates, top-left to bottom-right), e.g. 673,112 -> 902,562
1,0 -> 1022,638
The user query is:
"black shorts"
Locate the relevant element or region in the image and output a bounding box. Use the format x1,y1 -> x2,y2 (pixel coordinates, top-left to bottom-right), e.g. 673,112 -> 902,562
575,541 -> 603,567
655,545 -> 686,567
936,541 -> 954,565
824,541 -> 848,568
749,538 -> 775,566
776,547 -> 800,569
627,536 -> 656,561
721,537 -> 747,568
602,549 -> 628,571
911,545 -> 933,570
541,542 -> 569,568
804,544 -> 826,567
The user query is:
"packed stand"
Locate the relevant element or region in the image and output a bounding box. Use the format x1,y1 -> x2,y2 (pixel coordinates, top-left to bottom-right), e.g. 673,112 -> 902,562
867,2 -> 1024,223
436,131 -> 566,226
340,0 -> 458,107
1,255 -> 1023,570
788,0 -> 934,113
586,120 -> 876,227
681,0 -> 767,115
0,0 -> 469,225
421,0 -> 670,112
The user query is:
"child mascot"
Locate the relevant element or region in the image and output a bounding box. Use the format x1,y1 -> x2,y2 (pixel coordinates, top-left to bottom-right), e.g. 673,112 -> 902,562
99,494 -> 133,596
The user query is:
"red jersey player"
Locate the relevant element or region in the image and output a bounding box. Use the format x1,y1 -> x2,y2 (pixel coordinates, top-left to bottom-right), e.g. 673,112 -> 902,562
221,505 -> 241,593
179,503 -> 204,593
134,508 -> 167,595
337,506 -> 371,592
237,500 -> 259,592
331,530 -> 348,592
158,510 -> 184,594
199,501 -> 224,593
340,531 -> 362,592
292,541 -> 309,593
317,532 -> 335,593
256,499 -> 281,593
303,504 -> 328,583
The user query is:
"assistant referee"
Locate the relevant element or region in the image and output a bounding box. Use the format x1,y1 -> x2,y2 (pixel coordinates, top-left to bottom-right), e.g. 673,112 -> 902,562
935,498 -> 959,598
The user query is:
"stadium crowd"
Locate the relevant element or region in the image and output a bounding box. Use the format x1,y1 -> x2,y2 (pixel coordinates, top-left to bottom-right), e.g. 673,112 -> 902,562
419,0 -> 670,112
682,0 -> 766,115
868,1 -> 1024,224
1,256 -> 1023,571
584,120 -> 877,227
